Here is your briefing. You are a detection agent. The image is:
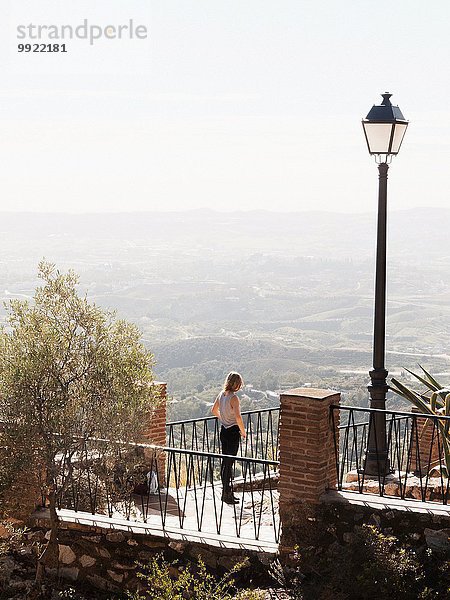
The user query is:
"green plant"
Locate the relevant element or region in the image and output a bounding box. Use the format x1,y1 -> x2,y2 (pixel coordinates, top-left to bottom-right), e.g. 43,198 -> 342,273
0,261 -> 159,582
128,554 -> 264,600
58,588 -> 77,599
0,522 -> 29,557
390,366 -> 450,477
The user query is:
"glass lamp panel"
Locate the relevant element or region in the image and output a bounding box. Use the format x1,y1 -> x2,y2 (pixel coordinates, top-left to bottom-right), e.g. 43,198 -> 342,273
390,123 -> 408,154
363,122 -> 394,154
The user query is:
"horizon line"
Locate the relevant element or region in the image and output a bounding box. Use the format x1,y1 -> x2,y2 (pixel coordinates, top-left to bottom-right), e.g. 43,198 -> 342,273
0,206 -> 447,217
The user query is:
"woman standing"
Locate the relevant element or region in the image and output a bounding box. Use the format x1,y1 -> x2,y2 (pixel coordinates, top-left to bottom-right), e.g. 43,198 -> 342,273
211,372 -> 247,504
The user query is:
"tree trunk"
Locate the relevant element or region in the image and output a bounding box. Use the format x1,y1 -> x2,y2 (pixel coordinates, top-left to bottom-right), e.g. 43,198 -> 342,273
35,484 -> 59,584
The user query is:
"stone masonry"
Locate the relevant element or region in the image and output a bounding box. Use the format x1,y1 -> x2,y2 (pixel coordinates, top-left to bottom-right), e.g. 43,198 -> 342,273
27,516 -> 270,593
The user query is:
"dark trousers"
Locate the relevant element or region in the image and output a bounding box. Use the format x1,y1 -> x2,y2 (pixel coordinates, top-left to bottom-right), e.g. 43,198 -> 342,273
220,425 -> 240,494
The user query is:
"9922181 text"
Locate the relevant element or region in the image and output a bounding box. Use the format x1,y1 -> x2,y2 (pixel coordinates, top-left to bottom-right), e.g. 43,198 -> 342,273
18,43 -> 68,53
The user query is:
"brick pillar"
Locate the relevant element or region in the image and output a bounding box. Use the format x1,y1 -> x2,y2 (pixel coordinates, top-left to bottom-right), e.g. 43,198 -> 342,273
141,382 -> 167,487
278,387 -> 340,552
409,407 -> 441,475
0,453 -> 45,523
142,382 -> 167,447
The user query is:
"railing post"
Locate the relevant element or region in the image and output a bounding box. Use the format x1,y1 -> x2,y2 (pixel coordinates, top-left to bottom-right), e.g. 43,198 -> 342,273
278,387 -> 340,552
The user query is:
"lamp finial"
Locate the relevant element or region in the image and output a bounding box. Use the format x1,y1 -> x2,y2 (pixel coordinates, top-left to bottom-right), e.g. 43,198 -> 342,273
381,93 -> 392,106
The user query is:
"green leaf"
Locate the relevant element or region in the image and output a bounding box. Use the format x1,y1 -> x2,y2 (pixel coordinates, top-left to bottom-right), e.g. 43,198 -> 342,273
430,392 -> 438,414
419,365 -> 442,391
445,394 -> 450,418
390,378 -> 434,415
404,367 -> 439,392
444,394 -> 450,436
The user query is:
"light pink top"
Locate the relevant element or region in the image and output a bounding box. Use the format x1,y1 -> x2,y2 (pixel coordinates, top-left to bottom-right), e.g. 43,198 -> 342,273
218,391 -> 238,428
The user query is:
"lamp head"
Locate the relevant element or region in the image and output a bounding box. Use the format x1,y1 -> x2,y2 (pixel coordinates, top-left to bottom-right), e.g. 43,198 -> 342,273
362,92 -> 408,160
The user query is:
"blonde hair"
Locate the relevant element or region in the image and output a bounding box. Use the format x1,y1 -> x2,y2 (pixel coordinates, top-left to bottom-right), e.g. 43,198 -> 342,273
223,371 -> 243,393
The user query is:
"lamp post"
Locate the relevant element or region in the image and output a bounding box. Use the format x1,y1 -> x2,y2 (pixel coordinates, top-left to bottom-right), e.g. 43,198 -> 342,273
362,92 -> 408,476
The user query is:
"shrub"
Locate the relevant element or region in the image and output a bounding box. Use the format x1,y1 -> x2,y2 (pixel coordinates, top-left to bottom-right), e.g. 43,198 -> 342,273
287,525 -> 425,600
128,554 -> 264,600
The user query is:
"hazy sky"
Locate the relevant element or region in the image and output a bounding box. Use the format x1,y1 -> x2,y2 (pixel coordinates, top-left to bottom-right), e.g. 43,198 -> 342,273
1,0 -> 449,214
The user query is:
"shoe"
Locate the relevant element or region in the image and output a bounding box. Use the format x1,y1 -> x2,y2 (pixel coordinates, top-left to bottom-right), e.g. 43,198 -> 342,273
221,492 -> 239,505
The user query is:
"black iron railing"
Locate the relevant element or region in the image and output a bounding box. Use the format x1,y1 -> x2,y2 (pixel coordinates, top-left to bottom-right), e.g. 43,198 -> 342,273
166,407 -> 280,464
331,405 -> 450,504
55,438 -> 280,543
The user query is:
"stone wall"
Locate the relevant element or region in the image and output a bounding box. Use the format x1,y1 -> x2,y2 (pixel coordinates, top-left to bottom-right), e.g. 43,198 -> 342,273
29,515 -> 272,593
28,492 -> 450,594
284,492 -> 450,558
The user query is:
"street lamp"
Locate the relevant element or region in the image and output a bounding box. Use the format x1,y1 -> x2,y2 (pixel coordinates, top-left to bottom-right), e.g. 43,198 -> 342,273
362,92 -> 408,476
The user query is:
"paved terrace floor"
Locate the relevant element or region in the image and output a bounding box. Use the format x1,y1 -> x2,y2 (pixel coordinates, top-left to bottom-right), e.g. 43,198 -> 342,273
35,485 -> 280,555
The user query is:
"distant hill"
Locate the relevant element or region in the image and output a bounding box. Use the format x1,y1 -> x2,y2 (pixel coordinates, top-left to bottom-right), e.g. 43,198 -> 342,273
1,208 -> 449,408
0,207 -> 448,262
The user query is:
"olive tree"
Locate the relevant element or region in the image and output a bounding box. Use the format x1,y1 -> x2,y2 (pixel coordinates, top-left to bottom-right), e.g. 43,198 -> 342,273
0,261 -> 159,581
